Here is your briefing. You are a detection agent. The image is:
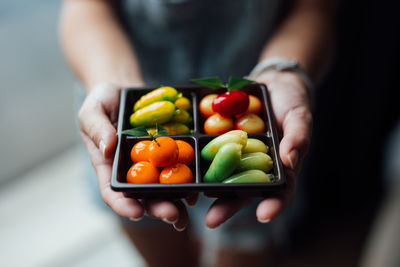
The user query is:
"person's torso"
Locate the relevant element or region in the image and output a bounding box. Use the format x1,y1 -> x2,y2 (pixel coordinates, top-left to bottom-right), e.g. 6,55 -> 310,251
118,0 -> 284,84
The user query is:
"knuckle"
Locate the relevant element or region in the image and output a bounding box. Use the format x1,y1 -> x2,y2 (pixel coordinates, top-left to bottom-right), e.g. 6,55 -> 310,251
87,123 -> 99,142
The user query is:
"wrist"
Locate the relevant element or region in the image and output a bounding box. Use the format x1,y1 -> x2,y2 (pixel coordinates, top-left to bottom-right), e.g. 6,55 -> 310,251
248,57 -> 314,92
255,70 -> 308,91
256,70 -> 314,112
87,79 -> 145,93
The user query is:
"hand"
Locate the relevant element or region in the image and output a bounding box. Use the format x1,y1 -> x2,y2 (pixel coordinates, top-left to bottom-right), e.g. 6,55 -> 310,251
205,71 -> 312,228
78,82 -> 196,231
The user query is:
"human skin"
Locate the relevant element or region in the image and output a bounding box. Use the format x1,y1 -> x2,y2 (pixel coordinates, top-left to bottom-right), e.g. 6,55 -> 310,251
60,0 -> 338,265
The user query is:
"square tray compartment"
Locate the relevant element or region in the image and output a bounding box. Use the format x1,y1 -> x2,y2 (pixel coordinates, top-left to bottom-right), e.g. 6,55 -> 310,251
111,84 -> 285,199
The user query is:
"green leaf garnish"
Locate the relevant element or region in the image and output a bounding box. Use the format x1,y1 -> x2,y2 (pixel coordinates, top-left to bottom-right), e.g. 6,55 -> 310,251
156,123 -> 168,136
121,124 -> 169,146
191,77 -> 225,89
191,76 -> 253,91
121,126 -> 148,136
227,77 -> 253,91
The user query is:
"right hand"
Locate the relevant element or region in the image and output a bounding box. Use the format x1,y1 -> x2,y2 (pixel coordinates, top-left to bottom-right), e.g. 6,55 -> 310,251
204,71 -> 313,228
78,82 -> 197,231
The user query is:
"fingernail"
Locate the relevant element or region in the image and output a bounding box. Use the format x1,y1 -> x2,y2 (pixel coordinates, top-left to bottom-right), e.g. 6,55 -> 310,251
99,140 -> 106,159
162,217 -> 178,225
258,218 -> 271,224
129,216 -> 143,222
287,149 -> 298,170
173,224 -> 186,232
185,200 -> 196,208
206,223 -> 218,230
184,195 -> 198,208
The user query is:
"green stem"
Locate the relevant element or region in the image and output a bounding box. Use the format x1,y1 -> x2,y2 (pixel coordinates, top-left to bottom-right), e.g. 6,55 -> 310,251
151,134 -> 160,147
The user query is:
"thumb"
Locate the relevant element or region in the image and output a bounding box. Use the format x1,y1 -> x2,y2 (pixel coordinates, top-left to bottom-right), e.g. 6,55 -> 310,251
78,96 -> 117,159
279,106 -> 312,171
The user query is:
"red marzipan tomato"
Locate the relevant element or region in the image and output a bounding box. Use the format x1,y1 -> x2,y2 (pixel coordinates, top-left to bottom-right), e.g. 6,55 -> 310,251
212,90 -> 249,117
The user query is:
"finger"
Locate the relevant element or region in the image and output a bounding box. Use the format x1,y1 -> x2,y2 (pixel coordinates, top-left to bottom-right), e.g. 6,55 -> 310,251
184,193 -> 199,208
78,100 -> 117,159
173,200 -> 189,231
205,198 -> 252,229
89,82 -> 122,124
78,85 -> 120,159
143,199 -> 180,225
280,106 -> 312,170
82,133 -> 145,219
256,198 -> 285,223
100,179 -> 145,220
257,171 -> 296,222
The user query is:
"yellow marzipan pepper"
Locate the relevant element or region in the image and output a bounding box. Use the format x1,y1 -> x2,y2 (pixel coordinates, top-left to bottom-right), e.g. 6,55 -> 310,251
130,101 -> 176,127
134,86 -> 180,111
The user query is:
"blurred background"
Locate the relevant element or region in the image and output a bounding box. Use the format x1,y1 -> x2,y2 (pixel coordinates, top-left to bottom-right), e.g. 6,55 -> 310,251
0,0 -> 399,267
0,0 -> 145,266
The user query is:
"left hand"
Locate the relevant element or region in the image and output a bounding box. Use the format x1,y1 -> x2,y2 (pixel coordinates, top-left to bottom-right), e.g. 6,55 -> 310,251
79,82 -> 196,231
204,71 -> 313,228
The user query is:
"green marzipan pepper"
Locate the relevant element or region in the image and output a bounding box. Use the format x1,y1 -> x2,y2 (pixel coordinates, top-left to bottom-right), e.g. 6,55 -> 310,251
242,138 -> 269,154
222,170 -> 272,183
201,130 -> 247,161
236,152 -> 273,173
203,143 -> 242,183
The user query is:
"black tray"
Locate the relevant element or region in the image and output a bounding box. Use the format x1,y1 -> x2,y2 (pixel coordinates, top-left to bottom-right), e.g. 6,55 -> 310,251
111,84 -> 285,199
